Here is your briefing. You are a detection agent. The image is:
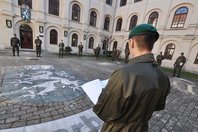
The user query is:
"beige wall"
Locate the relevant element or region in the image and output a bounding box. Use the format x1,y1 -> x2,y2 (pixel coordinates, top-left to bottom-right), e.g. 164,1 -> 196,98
0,0 -> 197,73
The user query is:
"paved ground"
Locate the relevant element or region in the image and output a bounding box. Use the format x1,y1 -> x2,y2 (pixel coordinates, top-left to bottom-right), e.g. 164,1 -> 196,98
0,49 -> 198,132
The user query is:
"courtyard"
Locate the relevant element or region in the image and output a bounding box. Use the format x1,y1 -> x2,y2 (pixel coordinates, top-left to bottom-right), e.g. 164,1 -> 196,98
0,49 -> 198,132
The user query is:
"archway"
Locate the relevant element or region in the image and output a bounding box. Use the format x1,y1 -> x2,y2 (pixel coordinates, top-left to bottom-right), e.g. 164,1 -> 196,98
20,24 -> 33,49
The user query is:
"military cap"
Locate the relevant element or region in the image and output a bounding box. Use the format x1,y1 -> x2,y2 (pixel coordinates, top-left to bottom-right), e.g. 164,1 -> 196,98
128,24 -> 159,41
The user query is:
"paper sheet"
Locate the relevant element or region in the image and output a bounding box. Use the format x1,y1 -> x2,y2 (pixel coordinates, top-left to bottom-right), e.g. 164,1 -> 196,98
81,79 -> 108,104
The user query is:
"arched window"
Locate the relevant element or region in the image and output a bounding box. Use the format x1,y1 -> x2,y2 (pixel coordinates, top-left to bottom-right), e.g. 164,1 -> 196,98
50,29 -> 58,45
148,12 -> 159,27
72,4 -> 80,22
71,34 -> 78,47
90,11 -> 97,26
116,18 -> 122,31
88,37 -> 94,49
171,7 -> 188,28
129,15 -> 138,30
125,42 -> 129,52
164,44 -> 175,60
49,0 -> 59,16
113,41 -> 118,50
102,40 -> 107,50
104,17 -> 110,31
106,0 -> 112,6
18,0 -> 32,9
120,0 -> 127,7
194,52 -> 198,64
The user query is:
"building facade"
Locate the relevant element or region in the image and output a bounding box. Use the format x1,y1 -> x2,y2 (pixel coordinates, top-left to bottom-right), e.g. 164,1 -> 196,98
0,0 -> 198,73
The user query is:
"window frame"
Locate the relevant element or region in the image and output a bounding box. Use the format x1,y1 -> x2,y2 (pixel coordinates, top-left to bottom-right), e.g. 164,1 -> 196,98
89,11 -> 97,27
48,0 -> 59,16
171,7 -> 188,28
129,15 -> 138,30
72,4 -> 81,22
71,33 -> 78,47
88,37 -> 94,49
116,18 -> 122,31
50,29 -> 58,45
120,0 -> 127,7
104,17 -> 110,31
18,0 -> 32,9
148,11 -> 159,27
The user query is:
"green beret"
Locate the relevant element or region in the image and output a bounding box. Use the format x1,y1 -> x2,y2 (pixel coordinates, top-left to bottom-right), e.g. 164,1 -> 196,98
128,24 -> 159,41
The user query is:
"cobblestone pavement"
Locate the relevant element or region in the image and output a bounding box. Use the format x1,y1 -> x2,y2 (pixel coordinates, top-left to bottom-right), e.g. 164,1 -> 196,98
0,49 -> 198,132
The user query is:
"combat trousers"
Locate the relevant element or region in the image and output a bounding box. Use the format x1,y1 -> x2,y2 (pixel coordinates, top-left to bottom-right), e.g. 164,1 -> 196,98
12,46 -> 19,56
36,47 -> 41,57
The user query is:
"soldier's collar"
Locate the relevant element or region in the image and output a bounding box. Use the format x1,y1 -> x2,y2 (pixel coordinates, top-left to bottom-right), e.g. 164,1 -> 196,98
129,53 -> 155,64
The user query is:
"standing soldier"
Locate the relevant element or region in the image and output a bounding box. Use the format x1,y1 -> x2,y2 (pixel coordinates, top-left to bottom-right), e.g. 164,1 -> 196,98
156,51 -> 164,66
78,42 -> 83,58
10,34 -> 20,56
173,52 -> 186,78
125,46 -> 130,63
35,36 -> 42,57
112,48 -> 117,61
58,40 -> 65,58
95,45 -> 101,59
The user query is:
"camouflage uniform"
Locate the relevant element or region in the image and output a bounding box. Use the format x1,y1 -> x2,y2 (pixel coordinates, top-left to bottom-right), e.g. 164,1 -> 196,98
10,36 -> 20,56
156,54 -> 164,66
59,42 -> 65,58
173,54 -> 186,77
35,38 -> 42,57
78,44 -> 83,58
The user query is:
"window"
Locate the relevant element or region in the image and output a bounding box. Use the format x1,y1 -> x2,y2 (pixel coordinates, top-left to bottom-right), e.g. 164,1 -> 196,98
50,29 -> 58,45
116,18 -> 122,31
102,40 -> 107,50
120,0 -> 127,7
106,0 -> 112,6
49,0 -> 59,16
88,37 -> 94,49
194,52 -> 198,64
129,15 -> 138,30
72,4 -> 80,22
113,41 -> 118,50
134,0 -> 142,3
104,17 -> 110,31
164,44 -> 175,60
18,0 -> 32,9
171,7 -> 188,28
125,42 -> 129,52
90,11 -> 97,26
71,34 -> 78,47
148,12 -> 159,27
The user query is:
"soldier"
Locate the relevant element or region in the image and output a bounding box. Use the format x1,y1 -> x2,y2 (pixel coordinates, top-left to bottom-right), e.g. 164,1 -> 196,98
156,51 -> 164,66
95,45 -> 101,59
35,36 -> 42,57
78,42 -> 83,58
10,34 -> 20,56
112,48 -> 117,61
173,52 -> 186,78
125,46 -> 130,63
58,40 -> 65,58
93,24 -> 170,132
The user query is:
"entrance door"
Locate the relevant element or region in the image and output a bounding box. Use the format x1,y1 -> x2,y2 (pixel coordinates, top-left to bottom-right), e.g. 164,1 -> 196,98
20,24 -> 33,49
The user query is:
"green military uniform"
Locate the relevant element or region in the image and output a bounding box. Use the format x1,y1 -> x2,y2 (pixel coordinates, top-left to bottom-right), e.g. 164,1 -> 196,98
59,42 -> 65,58
125,48 -> 130,63
10,36 -> 20,56
156,54 -> 164,66
78,44 -> 83,58
96,46 -> 101,58
93,54 -> 170,132
93,24 -> 170,132
35,38 -> 42,57
173,54 -> 186,77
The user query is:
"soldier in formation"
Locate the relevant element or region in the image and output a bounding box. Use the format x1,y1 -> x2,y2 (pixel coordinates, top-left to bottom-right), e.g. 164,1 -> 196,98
58,40 -> 65,58
78,42 -> 83,58
10,34 -> 20,56
172,52 -> 186,78
156,51 -> 164,66
35,36 -> 42,57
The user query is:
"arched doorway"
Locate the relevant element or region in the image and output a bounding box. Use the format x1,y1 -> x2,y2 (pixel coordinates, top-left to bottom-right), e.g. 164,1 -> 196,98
20,24 -> 33,49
